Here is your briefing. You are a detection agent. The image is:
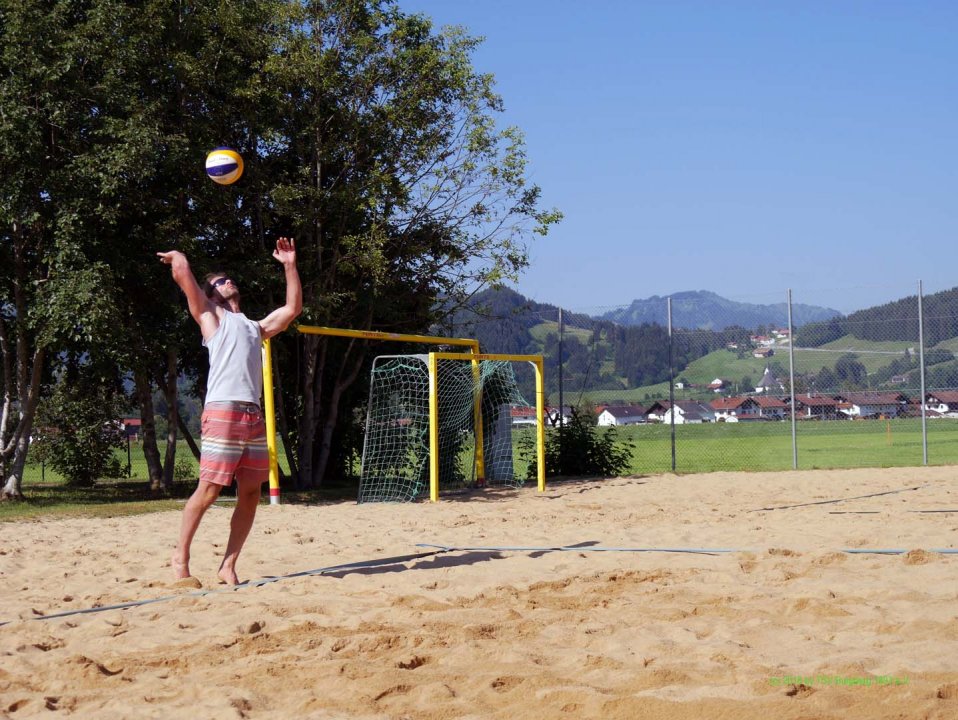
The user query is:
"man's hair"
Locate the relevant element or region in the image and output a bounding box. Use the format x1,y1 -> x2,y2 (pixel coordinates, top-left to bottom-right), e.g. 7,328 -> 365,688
203,272 -> 227,299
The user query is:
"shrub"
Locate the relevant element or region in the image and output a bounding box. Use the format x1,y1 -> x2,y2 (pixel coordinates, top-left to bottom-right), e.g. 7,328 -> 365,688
520,407 -> 634,480
33,376 -> 125,487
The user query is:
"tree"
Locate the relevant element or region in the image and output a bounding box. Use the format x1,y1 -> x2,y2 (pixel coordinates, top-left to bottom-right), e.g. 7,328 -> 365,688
32,358 -> 126,486
815,366 -> 838,393
263,2 -> 560,487
1,1 -> 560,497
1,1 -> 132,497
835,354 -> 867,390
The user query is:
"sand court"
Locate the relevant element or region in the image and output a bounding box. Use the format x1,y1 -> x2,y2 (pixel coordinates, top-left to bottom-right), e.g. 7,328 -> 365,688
1,466 -> 956,718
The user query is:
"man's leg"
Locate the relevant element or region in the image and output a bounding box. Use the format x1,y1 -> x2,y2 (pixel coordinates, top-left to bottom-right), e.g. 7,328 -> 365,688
217,480 -> 262,585
172,480 -> 223,580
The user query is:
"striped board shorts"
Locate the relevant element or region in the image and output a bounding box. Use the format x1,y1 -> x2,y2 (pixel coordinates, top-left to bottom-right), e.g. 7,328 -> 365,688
199,401 -> 269,486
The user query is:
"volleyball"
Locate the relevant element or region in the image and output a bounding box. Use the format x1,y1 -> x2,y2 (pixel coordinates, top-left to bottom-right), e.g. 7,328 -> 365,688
205,147 -> 244,185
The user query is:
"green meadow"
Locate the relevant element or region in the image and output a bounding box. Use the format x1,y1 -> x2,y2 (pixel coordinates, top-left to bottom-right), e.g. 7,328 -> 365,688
603,417 -> 958,474
6,419 -> 956,522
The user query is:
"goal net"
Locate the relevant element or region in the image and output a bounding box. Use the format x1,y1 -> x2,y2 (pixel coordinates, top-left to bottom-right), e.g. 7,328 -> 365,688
359,353 -> 542,502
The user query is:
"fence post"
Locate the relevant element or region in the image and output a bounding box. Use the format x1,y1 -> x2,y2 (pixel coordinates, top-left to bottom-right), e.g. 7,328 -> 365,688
558,307 -> 564,467
918,280 -> 928,465
787,289 -> 798,469
668,297 -> 676,472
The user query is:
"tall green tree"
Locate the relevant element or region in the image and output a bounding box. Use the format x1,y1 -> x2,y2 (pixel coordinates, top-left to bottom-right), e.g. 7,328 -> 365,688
1,0 -> 559,497
260,1 -> 560,487
1,0 -> 281,497
0,1 -> 129,497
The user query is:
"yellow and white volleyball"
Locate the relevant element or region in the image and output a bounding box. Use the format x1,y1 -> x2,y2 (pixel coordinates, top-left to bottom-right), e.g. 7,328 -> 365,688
205,147 -> 244,185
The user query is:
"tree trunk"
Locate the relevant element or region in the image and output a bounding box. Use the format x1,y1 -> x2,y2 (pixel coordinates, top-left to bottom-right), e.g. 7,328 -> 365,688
0,347 -> 44,501
1,437 -> 28,500
152,368 -> 200,460
176,413 -> 200,460
314,343 -> 365,486
297,335 -> 320,488
133,367 -> 164,490
161,349 -> 178,492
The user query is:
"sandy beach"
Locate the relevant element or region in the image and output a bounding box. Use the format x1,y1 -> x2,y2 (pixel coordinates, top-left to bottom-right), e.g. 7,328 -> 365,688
1,466 -> 956,719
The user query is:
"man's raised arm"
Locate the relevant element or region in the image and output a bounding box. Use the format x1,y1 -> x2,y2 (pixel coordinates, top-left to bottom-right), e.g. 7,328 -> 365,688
157,250 -> 217,336
258,237 -> 302,340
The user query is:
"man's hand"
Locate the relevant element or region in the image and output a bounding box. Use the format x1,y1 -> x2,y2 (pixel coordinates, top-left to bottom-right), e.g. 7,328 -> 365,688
272,237 -> 296,266
157,250 -> 188,270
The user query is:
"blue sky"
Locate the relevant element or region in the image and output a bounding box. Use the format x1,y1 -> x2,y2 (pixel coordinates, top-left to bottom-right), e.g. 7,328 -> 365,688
404,0 -> 958,315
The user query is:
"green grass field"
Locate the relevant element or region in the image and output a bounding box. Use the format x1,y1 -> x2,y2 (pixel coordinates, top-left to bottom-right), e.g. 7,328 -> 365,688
6,419 -> 957,522
509,418 -> 958,481
606,417 -> 958,474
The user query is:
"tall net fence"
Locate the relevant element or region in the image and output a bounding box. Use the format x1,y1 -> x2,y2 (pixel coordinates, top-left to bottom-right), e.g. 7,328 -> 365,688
359,354 -> 535,502
446,282 -> 958,475
23,282 -> 958,487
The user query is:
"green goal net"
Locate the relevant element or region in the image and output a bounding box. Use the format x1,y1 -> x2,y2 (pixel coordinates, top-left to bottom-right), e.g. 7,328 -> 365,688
359,354 -> 536,502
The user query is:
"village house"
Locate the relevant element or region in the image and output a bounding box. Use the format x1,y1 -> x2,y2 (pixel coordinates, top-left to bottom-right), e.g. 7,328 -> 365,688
710,396 -> 760,422
597,404 -> 647,426
794,395 -> 845,420
923,391 -> 958,417
707,378 -> 729,393
545,405 -> 575,426
755,366 -> 784,393
837,392 -> 908,419
752,395 -> 789,420
510,405 -> 538,427
120,418 -> 142,441
644,400 -> 671,423
750,334 -> 775,347
661,400 -> 715,425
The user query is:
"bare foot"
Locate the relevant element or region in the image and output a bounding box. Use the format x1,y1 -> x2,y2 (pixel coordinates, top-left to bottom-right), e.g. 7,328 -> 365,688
171,552 -> 191,581
217,566 -> 240,586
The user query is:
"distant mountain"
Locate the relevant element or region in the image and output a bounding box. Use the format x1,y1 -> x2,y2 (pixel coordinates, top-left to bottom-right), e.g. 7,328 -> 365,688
598,290 -> 842,330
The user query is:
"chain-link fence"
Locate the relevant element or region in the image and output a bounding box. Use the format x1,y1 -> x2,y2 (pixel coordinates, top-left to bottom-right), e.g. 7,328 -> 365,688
22,281 -> 958,485
20,438 -> 198,485
453,281 -> 958,475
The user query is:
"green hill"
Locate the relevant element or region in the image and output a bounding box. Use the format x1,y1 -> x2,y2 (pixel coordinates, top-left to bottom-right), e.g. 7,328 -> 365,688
449,286 -> 958,404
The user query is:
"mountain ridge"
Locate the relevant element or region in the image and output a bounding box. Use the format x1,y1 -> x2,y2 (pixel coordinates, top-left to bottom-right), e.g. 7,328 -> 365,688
598,290 -> 842,329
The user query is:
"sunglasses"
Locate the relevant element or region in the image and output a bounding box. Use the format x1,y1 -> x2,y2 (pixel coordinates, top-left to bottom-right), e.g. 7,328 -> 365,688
211,277 -> 232,288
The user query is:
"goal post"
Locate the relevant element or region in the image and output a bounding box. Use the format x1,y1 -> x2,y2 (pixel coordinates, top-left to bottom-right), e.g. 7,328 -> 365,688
359,351 -> 546,502
427,352 -> 546,502
261,338 -> 281,504
261,325 -> 483,504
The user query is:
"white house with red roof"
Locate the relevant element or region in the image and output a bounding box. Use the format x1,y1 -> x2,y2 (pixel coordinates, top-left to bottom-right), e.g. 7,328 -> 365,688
597,404 -> 647,426
837,392 -> 908,419
710,396 -> 759,422
924,391 -> 958,417
795,395 -> 844,419
752,395 -> 788,420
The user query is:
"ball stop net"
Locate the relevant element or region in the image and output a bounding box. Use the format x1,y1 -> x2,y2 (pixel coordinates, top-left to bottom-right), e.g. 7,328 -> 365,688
359,354 -> 535,502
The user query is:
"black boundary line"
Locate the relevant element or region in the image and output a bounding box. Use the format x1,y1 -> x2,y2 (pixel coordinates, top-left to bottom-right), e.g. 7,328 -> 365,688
6,539 -> 958,628
0,549 -> 443,629
747,484 -> 928,512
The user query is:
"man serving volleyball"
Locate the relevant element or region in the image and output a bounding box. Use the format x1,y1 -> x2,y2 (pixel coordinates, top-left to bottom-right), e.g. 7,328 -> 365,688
157,237 -> 301,585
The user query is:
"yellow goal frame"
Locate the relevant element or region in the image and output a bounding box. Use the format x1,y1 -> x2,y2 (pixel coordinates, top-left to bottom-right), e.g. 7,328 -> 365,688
261,325 -> 486,503
428,352 -> 546,502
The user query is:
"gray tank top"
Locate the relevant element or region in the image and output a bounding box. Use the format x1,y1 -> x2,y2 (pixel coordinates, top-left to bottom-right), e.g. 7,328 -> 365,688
203,311 -> 263,406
